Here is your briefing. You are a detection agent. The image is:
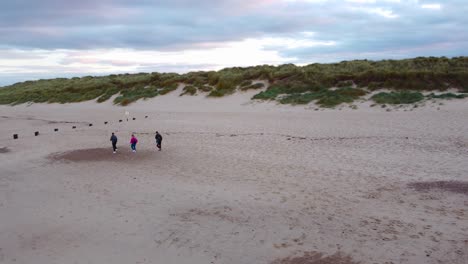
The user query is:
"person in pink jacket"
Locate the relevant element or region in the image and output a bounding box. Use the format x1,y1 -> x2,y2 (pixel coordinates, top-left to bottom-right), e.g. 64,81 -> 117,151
130,134 -> 138,153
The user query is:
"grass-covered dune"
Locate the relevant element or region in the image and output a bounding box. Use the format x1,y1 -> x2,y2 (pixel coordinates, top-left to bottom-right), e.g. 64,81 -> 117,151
0,56 -> 467,107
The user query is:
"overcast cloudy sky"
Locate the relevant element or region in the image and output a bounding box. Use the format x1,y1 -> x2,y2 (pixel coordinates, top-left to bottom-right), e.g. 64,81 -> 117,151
0,0 -> 467,86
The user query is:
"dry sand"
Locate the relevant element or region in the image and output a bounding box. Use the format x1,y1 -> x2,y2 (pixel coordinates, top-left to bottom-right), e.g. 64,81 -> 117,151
1,89 -> 468,264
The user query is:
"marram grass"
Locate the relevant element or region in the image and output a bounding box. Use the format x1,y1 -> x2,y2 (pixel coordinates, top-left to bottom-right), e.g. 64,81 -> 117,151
1,56 -> 467,106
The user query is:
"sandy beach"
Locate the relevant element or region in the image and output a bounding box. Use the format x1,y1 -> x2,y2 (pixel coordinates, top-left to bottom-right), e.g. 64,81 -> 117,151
1,90 -> 467,264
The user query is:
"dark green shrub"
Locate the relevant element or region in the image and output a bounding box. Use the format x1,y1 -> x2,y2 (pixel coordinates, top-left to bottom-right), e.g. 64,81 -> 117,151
198,85 -> 213,92
426,93 -> 466,99
207,89 -> 225,97
180,85 -> 197,96
252,85 -> 288,100
239,80 -> 253,87
371,91 -> 424,104
279,92 -> 323,105
240,83 -> 265,91
279,88 -> 366,107
158,83 -> 178,95
317,93 -> 354,107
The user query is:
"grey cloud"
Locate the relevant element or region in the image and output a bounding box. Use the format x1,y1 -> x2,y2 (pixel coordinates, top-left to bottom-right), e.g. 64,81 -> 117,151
0,0 -> 467,85
270,0 -> 468,62
2,0 -> 466,52
135,63 -> 220,73
0,50 -> 48,60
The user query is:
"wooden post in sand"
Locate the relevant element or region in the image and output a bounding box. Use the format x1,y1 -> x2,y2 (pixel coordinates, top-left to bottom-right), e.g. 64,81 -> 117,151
132,117 -> 136,120
104,121 -> 108,124
119,120 -> 122,123
89,124 -> 93,127
145,115 -> 148,118
34,131 -> 39,136
72,126 -> 76,129
54,128 -> 58,132
13,134 -> 18,139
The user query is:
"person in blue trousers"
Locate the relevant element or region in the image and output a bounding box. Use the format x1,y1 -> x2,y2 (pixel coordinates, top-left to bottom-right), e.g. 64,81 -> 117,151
130,134 -> 138,153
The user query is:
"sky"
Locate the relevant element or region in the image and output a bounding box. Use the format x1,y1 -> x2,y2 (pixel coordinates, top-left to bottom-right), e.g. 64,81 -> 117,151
0,0 -> 467,86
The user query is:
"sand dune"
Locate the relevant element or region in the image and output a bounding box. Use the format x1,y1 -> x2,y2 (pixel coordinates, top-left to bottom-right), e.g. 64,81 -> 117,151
0,93 -> 467,264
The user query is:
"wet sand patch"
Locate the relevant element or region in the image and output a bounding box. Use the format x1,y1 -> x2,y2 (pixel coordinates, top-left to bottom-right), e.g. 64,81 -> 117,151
48,148 -> 156,163
408,181 -> 468,196
271,251 -> 360,264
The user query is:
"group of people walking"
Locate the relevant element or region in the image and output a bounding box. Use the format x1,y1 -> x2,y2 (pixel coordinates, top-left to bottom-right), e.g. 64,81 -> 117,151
110,131 -> 163,153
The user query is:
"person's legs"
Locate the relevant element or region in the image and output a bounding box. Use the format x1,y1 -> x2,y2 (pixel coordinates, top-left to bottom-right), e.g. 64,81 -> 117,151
112,142 -> 117,152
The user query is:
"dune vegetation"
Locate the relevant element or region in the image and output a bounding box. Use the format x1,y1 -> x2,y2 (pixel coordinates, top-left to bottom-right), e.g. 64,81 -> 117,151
0,56 -> 467,107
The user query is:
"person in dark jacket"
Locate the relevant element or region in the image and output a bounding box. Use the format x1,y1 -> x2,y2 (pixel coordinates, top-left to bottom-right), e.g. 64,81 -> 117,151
110,133 -> 118,153
155,131 -> 163,151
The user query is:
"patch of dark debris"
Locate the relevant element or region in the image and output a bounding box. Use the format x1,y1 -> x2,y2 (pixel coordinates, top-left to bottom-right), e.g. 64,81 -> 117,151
408,181 -> 468,196
271,251 -> 360,264
48,148 -> 155,163
0,147 -> 10,153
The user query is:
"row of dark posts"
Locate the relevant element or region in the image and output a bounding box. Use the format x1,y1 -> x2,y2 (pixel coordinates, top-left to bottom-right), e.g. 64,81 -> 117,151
12,115 -> 149,139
